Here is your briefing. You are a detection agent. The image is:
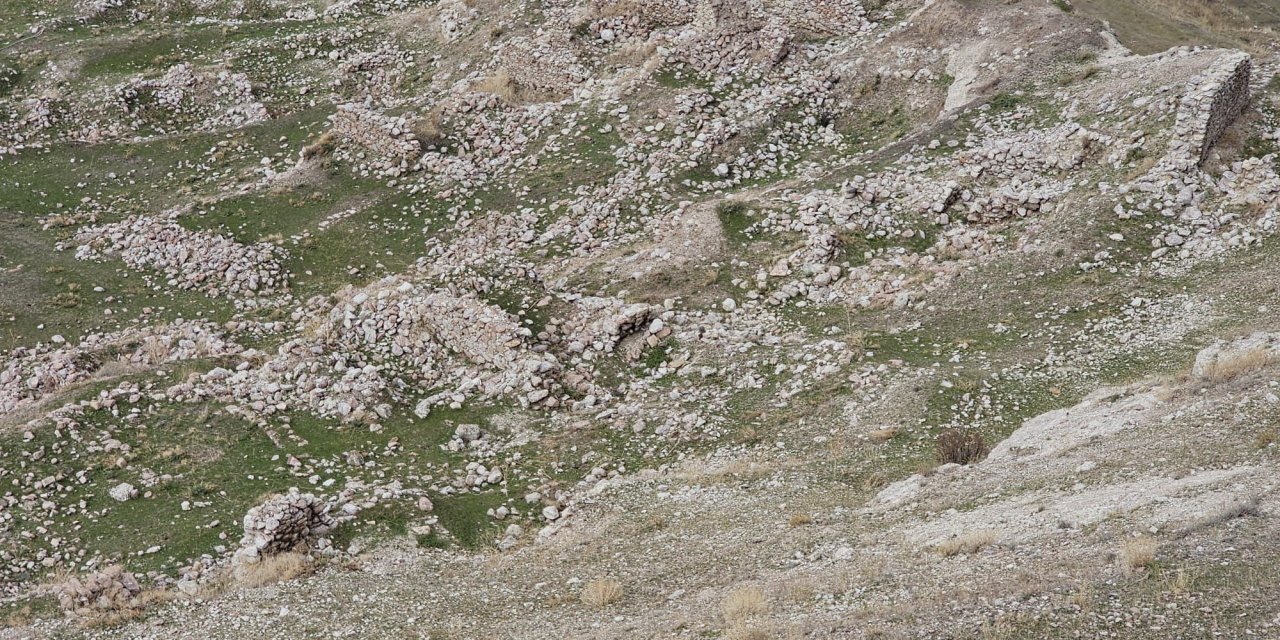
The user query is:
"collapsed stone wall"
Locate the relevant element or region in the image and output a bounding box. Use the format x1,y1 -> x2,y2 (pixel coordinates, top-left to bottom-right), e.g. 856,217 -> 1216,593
72,215 -> 288,297
54,565 -> 142,616
330,104 -> 421,176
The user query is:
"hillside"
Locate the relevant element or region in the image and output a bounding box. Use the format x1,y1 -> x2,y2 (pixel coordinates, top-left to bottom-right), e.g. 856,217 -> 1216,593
1,0 -> 1279,638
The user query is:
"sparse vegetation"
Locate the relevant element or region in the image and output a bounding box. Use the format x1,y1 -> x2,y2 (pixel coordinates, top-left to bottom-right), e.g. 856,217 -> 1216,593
234,552 -> 316,588
935,428 -> 990,465
1197,347 -> 1275,382
934,530 -> 998,557
580,578 -> 624,608
722,586 -> 768,623
0,0 -> 1278,636
1119,537 -> 1158,575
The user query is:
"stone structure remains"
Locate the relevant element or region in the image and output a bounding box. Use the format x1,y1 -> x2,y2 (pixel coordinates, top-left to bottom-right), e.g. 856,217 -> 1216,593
72,215 -> 288,298
233,491 -> 336,565
330,104 -> 422,176
54,565 -> 142,615
1171,52 -> 1252,167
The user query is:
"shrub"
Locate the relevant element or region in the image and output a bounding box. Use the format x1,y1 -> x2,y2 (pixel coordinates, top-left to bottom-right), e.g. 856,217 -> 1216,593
935,428 -> 989,465
580,578 -> 623,608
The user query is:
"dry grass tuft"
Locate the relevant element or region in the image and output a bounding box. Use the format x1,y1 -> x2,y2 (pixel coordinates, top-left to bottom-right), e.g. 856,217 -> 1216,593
301,131 -> 337,161
725,623 -> 774,640
722,585 -> 768,623
474,69 -> 521,103
935,428 -> 989,465
788,513 -> 813,527
868,427 -> 898,443
1119,537 -> 1158,575
1174,497 -> 1260,539
580,578 -> 624,608
1199,347 -> 1275,383
934,530 -> 997,557
79,588 -> 174,629
235,552 -> 315,588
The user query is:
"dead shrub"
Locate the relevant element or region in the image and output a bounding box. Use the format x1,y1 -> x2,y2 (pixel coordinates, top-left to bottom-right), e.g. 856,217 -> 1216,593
580,578 -> 623,608
722,585 -> 768,623
867,427 -> 898,443
1119,537 -> 1157,575
788,513 -> 813,528
301,131 -> 338,161
933,530 -> 997,557
1173,497 -> 1260,539
935,428 -> 989,465
235,552 -> 315,588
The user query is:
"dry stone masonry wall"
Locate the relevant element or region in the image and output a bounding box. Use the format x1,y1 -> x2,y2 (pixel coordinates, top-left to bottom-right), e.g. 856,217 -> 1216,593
1171,52 -> 1252,168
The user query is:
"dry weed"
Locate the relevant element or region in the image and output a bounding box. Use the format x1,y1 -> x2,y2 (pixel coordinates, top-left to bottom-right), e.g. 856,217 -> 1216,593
722,585 -> 768,623
1199,347 -> 1274,383
934,530 -> 997,557
580,578 -> 623,608
935,428 -> 989,465
235,552 -> 315,588
1119,537 -> 1157,575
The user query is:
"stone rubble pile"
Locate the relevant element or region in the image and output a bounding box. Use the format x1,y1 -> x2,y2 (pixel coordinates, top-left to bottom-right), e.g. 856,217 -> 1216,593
497,33 -> 589,97
335,42 -> 414,102
310,278 -> 562,402
437,0 -> 477,41
0,321 -> 241,415
415,93 -> 557,195
331,104 -> 422,176
234,491 -> 336,564
72,215 -> 289,297
117,63 -> 268,133
54,565 -> 142,616
0,97 -> 61,156
554,297 -> 665,361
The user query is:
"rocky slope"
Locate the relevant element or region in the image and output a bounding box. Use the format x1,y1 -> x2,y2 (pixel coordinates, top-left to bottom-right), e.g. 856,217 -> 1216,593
0,0 -> 1279,638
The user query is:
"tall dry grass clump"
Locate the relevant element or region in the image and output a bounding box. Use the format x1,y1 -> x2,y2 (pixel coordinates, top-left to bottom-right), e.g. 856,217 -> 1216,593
580,578 -> 624,608
1119,537 -> 1158,575
935,428 -> 989,465
722,585 -> 768,623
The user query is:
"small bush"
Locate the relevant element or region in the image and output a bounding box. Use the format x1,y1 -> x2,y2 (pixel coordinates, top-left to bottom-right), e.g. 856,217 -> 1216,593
474,69 -> 521,103
988,92 -> 1023,112
725,624 -> 773,640
580,578 -> 623,608
722,586 -> 768,623
935,428 -> 989,465
716,200 -> 753,240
